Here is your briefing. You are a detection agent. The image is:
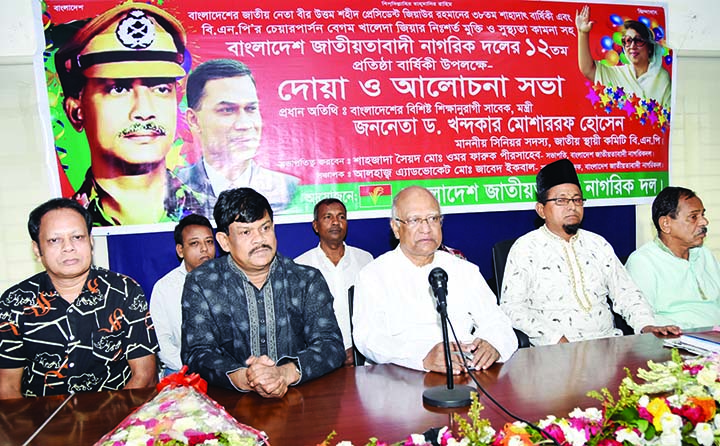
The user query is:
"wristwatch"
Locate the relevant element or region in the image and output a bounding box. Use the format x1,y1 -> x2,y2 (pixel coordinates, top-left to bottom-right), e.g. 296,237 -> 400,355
292,362 -> 302,384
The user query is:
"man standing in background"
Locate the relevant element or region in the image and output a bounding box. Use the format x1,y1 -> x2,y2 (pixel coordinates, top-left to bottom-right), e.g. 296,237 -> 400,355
295,198 -> 373,365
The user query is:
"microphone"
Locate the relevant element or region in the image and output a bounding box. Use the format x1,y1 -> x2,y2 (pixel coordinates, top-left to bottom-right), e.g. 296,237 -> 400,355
428,267 -> 448,315
423,266 -> 475,408
425,272 -> 561,445
444,319 -> 562,446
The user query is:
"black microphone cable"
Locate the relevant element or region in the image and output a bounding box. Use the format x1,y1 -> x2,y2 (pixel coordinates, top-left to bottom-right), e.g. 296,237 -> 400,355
445,317 -> 562,446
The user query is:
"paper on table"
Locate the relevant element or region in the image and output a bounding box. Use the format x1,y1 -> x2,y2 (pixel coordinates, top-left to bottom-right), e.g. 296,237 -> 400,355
664,331 -> 720,356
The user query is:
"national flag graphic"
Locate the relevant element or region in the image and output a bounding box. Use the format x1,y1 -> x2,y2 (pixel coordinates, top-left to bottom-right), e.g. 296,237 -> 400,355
359,185 -> 392,208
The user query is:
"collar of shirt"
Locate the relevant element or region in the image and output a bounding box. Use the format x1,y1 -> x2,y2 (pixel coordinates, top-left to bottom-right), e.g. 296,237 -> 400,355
653,237 -> 700,263
204,158 -> 254,194
541,224 -> 580,244
40,265 -> 99,294
316,242 -> 349,269
74,169 -> 202,225
393,244 -> 438,272
224,254 -> 278,289
178,260 -> 189,276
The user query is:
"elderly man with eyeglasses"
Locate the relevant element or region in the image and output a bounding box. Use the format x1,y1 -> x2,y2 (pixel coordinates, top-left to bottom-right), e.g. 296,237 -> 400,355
352,186 -> 517,374
499,159 -> 680,346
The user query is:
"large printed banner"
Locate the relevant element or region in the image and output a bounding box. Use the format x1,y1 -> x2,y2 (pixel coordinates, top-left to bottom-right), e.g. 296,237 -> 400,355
42,0 -> 672,233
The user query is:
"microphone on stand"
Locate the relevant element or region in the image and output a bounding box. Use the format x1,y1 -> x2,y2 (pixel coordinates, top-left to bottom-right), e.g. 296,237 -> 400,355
422,267 -> 476,408
429,267 -> 448,315
426,270 -> 563,445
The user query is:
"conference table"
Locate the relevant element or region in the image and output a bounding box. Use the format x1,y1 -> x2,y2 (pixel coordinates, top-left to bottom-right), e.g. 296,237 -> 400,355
0,333 -> 677,445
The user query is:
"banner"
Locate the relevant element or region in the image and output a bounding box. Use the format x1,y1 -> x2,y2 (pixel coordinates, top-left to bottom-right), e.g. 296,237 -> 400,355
41,0 -> 672,233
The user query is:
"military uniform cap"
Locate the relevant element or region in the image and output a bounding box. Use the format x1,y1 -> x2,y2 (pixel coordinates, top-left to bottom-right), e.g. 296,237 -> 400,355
56,2 -> 186,80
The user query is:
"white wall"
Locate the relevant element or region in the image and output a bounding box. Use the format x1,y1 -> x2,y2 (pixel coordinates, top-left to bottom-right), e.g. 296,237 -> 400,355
634,0 -> 720,254
636,53 -> 720,255
0,1 -> 52,291
0,0 -> 718,292
0,1 -> 108,293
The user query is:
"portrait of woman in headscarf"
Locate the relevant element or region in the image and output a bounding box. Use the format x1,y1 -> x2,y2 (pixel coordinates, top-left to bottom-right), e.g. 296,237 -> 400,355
575,5 -> 671,111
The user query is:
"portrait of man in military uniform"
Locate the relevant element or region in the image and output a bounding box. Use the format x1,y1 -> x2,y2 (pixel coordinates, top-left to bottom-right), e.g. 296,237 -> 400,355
53,2 -> 209,226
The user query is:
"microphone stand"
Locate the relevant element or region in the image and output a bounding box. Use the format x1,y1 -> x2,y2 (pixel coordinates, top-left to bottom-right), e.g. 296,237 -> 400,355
423,278 -> 476,408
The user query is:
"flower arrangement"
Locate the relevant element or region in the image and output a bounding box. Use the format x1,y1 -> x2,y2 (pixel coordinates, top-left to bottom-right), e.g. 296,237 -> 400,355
321,350 -> 720,446
95,368 -> 269,446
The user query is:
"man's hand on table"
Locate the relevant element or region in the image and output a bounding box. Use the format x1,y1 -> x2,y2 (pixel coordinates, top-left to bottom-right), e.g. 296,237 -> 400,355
229,355 -> 300,398
466,338 -> 500,371
641,325 -> 682,337
423,342 -> 464,375
423,339 -> 499,374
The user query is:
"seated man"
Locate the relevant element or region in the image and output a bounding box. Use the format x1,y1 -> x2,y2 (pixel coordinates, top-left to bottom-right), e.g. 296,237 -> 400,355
626,186 -> 720,328
181,188 -> 344,398
295,198 -> 373,366
0,198 -> 157,399
353,186 -> 517,374
500,159 -> 680,345
151,214 -> 216,376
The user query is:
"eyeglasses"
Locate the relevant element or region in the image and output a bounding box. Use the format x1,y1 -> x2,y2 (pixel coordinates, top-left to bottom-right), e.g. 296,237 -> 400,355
621,36 -> 647,48
394,215 -> 444,228
545,197 -> 586,207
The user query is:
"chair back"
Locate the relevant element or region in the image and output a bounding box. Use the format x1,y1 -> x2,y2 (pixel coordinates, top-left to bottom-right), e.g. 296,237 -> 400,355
607,298 -> 634,335
347,286 -> 366,366
491,238 -> 531,348
492,238 -> 517,302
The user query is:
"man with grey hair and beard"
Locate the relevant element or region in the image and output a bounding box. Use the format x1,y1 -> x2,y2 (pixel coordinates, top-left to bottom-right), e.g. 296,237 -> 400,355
499,159 -> 680,346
